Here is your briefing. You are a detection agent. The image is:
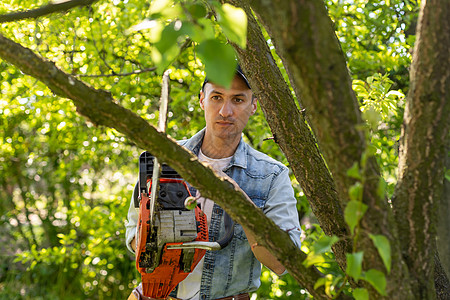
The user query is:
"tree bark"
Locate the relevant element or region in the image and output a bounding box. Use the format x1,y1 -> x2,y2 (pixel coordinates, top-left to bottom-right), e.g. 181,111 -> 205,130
434,252 -> 450,300
393,0 -> 450,298
437,136 -> 450,278
0,33 -> 351,299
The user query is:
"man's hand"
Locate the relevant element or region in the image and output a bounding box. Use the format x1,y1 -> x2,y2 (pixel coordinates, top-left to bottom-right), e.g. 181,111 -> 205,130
131,237 -> 136,251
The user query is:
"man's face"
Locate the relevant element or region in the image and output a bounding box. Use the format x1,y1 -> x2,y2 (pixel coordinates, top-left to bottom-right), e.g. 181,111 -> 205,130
199,75 -> 257,143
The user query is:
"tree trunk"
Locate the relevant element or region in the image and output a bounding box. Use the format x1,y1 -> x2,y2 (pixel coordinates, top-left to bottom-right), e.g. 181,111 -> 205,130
393,0 -> 450,298
436,134 -> 450,279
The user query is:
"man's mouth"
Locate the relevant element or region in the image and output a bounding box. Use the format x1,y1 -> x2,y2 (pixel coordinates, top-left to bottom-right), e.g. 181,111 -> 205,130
216,120 -> 234,125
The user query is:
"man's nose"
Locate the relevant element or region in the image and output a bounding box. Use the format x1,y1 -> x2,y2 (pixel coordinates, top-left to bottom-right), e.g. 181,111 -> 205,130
219,100 -> 233,117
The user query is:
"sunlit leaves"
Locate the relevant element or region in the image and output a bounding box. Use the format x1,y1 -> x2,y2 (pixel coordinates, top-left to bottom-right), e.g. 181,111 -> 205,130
354,73 -> 405,124
353,72 -> 405,195
313,274 -> 336,298
128,1 -> 247,87
326,0 -> 416,84
215,3 -> 247,49
303,234 -> 339,267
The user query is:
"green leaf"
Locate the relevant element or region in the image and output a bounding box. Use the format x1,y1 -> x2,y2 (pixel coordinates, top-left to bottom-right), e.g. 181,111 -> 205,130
347,162 -> 361,180
155,22 -> 183,54
302,252 -> 326,268
377,177 -> 386,199
353,288 -> 369,300
369,234 -> 391,273
361,144 -> 376,168
312,235 -> 339,254
216,3 -> 247,49
183,20 -> 214,43
153,21 -> 191,73
445,168 -> 450,181
349,182 -> 363,202
346,251 -> 364,282
344,199 -> 368,234
187,3 -> 207,18
362,269 -> 387,296
149,0 -> 171,14
148,0 -> 182,19
386,90 -> 404,99
196,39 -> 237,89
362,106 -> 381,129
314,277 -> 326,290
313,274 -> 334,297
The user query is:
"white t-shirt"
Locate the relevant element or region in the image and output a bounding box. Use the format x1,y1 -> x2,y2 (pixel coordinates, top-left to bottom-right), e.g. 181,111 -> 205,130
176,149 -> 232,300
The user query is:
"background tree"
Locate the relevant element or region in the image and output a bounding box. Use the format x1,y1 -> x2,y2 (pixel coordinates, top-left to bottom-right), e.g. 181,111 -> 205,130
0,0 -> 448,299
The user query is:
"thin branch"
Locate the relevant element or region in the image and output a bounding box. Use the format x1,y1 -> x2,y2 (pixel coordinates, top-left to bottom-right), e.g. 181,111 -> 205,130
88,9 -> 116,74
0,0 -> 99,23
73,67 -> 157,78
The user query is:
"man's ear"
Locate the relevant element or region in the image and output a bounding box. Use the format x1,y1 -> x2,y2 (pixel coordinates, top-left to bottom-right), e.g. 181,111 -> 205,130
199,91 -> 205,110
251,97 -> 258,115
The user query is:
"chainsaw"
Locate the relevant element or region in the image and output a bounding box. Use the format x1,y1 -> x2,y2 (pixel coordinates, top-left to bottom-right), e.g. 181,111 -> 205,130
133,151 -> 235,299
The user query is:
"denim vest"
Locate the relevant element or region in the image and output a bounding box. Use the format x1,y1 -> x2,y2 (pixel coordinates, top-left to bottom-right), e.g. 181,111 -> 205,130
175,129 -> 302,299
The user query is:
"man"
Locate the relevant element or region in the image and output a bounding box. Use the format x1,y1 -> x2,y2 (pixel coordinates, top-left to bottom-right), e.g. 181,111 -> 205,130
126,66 -> 301,300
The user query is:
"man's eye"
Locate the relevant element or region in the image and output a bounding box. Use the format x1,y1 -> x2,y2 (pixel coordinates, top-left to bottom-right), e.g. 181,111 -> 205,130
211,95 -> 221,100
235,98 -> 244,103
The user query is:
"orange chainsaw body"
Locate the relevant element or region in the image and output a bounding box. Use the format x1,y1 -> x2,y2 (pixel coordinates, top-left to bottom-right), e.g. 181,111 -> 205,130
136,178 -> 208,299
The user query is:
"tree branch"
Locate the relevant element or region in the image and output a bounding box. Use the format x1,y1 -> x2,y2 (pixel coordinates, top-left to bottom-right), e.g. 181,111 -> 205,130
0,0 -> 99,23
73,67 -> 157,78
0,33 -> 340,299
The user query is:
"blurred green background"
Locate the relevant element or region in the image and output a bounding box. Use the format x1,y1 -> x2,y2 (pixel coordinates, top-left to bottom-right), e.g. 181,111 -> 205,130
0,0 -> 417,298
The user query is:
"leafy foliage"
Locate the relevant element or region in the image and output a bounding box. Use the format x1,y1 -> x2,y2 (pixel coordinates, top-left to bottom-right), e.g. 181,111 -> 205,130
0,0 -> 417,298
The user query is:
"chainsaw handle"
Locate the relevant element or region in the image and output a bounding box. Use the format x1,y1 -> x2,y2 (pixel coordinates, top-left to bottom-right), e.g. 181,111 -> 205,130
167,241 -> 221,251
167,210 -> 235,251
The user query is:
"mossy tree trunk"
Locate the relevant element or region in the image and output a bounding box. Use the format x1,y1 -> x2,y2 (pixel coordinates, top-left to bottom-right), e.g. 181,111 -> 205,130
392,0 -> 450,298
